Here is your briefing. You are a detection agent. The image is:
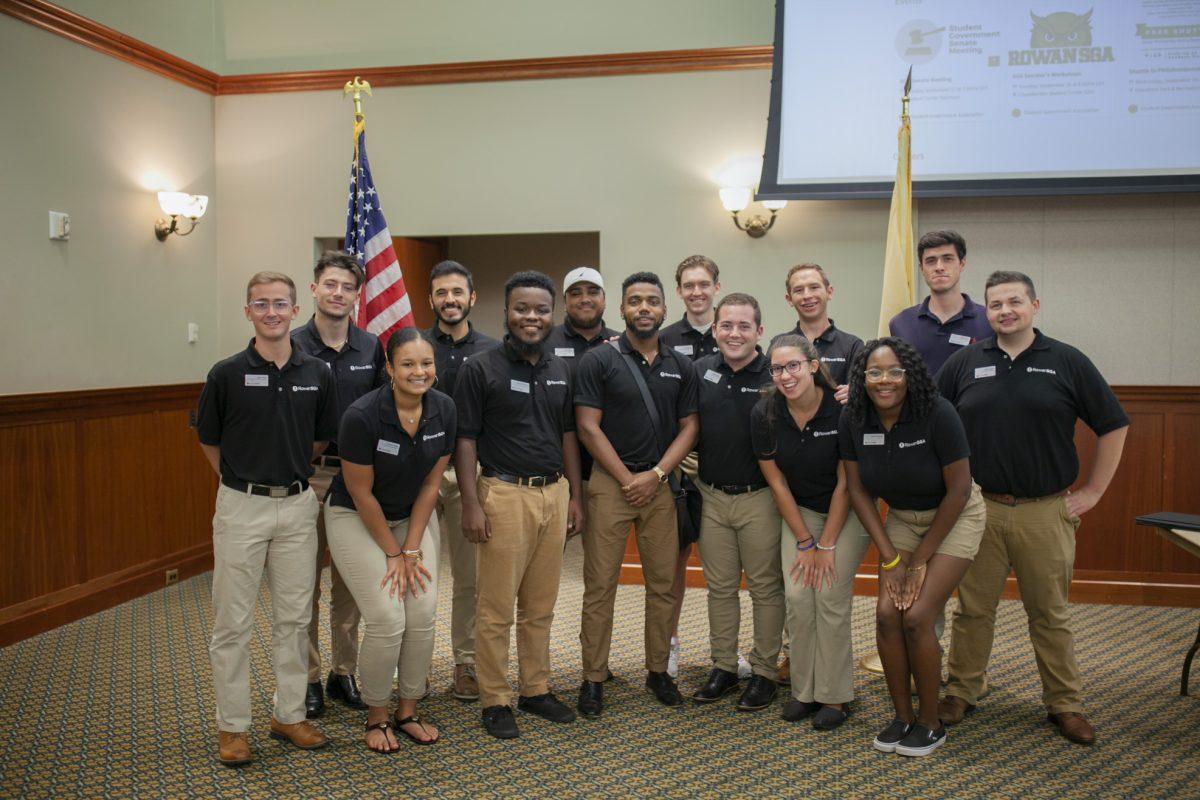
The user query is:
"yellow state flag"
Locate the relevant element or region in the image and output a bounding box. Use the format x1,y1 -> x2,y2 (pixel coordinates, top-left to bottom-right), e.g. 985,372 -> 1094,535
877,107 -> 914,337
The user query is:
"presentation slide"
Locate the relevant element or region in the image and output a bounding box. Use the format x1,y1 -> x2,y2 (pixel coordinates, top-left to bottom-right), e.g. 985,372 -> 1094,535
771,0 -> 1200,191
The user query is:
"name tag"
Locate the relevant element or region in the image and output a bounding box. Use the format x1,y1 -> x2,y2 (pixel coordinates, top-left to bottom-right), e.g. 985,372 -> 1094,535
703,369 -> 722,384
376,439 -> 401,456
244,374 -> 269,387
863,433 -> 885,446
974,365 -> 997,379
949,333 -> 972,347
554,347 -> 575,357
673,344 -> 694,356
510,379 -> 530,394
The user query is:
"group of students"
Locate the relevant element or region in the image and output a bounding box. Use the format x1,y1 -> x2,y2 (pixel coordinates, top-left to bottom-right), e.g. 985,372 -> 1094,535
196,230 -> 1127,766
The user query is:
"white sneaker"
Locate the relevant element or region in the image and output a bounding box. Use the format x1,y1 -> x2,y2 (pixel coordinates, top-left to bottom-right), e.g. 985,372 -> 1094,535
667,637 -> 680,678
737,653 -> 752,680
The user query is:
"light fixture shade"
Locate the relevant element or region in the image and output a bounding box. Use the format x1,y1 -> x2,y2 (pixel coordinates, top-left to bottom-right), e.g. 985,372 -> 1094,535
185,195 -> 209,219
158,191 -> 208,218
761,199 -> 788,211
719,187 -> 752,213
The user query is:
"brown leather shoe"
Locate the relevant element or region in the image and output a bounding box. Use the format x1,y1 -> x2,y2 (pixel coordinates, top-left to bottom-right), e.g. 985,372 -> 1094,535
217,731 -> 252,767
776,656 -> 791,686
453,663 -> 480,701
269,718 -> 329,750
937,695 -> 975,725
1048,711 -> 1095,745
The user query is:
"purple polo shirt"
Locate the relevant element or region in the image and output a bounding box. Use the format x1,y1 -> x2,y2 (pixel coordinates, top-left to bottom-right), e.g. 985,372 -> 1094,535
888,294 -> 992,375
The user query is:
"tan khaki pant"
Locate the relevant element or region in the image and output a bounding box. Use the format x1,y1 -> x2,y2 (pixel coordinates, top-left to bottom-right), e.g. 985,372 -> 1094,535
209,484 -> 318,732
782,506 -> 870,704
475,476 -> 569,707
306,464 -> 360,682
946,494 -> 1084,713
580,466 -> 678,681
324,506 -> 440,706
437,465 -> 476,666
696,483 -> 783,678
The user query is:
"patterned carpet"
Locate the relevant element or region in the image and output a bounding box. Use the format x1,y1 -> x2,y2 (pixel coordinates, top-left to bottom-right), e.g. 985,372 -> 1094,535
1,536 -> 1197,800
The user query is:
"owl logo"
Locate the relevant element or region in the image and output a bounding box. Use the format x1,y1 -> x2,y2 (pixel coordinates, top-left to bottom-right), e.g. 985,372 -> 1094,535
1030,9 -> 1093,48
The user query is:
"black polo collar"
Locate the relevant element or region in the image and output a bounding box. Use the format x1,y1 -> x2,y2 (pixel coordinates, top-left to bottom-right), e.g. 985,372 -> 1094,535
428,322 -> 479,345
774,385 -> 839,428
300,315 -> 371,353
716,349 -> 767,375
792,318 -> 841,344
245,339 -> 304,369
981,328 -> 1050,352
563,318 -> 611,344
864,395 -> 916,429
375,385 -> 443,431
500,335 -> 551,365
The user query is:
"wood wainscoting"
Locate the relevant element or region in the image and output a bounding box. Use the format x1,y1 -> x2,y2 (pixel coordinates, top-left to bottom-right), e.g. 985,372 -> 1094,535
0,384 -> 215,645
619,386 -> 1200,608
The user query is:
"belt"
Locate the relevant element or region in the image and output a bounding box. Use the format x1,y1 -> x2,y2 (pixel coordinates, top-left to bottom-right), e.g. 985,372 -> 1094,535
313,455 -> 341,468
704,480 -> 768,496
981,490 -> 1067,507
481,468 -> 562,488
622,462 -> 657,474
222,476 -> 309,498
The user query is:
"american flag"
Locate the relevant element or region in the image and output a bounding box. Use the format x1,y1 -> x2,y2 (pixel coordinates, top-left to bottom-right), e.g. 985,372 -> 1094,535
344,126 -> 413,343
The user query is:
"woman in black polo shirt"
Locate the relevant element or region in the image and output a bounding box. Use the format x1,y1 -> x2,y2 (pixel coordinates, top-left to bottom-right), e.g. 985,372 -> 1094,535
752,335 -> 870,732
324,328 -> 456,752
839,337 -> 985,758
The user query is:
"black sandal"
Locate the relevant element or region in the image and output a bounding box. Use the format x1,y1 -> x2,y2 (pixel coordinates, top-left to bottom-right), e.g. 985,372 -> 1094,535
393,714 -> 439,745
363,720 -> 399,754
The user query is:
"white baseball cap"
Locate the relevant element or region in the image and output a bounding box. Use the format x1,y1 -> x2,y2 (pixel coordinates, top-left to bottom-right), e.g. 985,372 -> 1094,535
563,267 -> 604,293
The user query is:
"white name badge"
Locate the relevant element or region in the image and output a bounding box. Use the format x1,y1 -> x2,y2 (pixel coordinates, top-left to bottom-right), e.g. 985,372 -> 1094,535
949,333 -> 972,347
554,347 -> 575,357
974,365 -> 997,379
703,369 -> 722,384
376,439 -> 401,456
863,433 -> 886,446
673,344 -> 694,356
510,379 -> 531,394
244,374 -> 269,387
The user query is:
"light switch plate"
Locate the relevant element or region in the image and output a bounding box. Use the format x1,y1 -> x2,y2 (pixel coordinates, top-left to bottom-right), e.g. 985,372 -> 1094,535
49,211 -> 70,240
187,323 -> 199,343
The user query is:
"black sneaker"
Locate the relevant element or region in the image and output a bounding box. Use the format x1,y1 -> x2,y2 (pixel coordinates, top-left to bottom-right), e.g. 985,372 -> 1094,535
645,671 -> 684,707
894,723 -> 947,757
518,693 -> 577,723
872,719 -> 913,753
482,705 -> 519,739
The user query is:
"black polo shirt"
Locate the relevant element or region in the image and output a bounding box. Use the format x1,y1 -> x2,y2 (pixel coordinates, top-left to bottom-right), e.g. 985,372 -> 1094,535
543,319 -> 620,376
660,316 -> 720,361
574,334 -> 699,467
196,340 -> 338,486
291,316 -> 386,456
423,323 -> 498,401
327,387 -> 456,519
838,396 -> 970,511
453,338 -> 575,477
936,330 -> 1129,497
695,351 -> 771,487
751,388 -> 843,513
770,319 -> 864,385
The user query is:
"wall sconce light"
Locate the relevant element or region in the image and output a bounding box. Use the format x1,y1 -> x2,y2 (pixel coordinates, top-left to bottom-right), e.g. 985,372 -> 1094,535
719,187 -> 787,238
155,191 -> 208,240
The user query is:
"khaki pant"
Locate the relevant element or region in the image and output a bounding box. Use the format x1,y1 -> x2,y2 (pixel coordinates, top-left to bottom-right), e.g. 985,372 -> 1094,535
696,483 -> 783,678
475,475 -> 569,707
580,465 -> 678,681
782,506 -> 870,704
209,484 -> 318,732
306,464 -> 360,682
437,466 -> 476,666
324,505 -> 440,707
946,494 -> 1084,713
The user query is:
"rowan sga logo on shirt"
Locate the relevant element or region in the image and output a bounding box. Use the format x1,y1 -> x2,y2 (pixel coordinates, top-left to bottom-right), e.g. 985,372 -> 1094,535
897,439 -> 927,449
291,385 -> 319,392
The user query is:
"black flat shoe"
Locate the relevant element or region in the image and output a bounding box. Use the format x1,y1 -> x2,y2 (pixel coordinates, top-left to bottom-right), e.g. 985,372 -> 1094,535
780,699 -> 820,722
692,668 -> 740,704
482,705 -> 519,739
736,674 -> 777,711
304,681 -> 325,719
645,671 -> 684,707
812,705 -> 850,731
326,671 -> 368,710
578,681 -> 604,717
518,693 -> 577,723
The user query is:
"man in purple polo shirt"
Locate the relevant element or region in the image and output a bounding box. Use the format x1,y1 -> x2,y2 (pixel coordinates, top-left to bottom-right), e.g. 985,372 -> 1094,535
888,230 -> 992,375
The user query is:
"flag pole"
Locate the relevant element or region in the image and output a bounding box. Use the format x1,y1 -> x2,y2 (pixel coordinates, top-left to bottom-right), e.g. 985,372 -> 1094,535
343,76 -> 372,149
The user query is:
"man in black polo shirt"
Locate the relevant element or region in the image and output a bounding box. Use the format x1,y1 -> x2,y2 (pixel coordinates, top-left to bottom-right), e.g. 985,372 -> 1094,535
690,293 -> 782,711
454,270 -> 584,740
935,270 -> 1129,746
773,263 -> 864,399
575,271 -> 700,716
660,254 -> 721,360
423,260 -> 498,702
196,271 -> 338,766
291,250 -> 386,718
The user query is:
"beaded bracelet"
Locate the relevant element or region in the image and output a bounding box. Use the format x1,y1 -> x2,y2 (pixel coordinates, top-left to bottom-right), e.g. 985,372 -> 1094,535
795,537 -> 816,552
814,542 -> 836,551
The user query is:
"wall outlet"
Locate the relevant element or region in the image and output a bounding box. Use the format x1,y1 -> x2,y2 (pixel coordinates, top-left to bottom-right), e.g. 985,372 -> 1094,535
49,211 -> 70,240
165,569 -> 179,586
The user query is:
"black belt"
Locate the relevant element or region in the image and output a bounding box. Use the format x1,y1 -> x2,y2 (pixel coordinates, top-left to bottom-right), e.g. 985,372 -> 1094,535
704,480 -> 768,496
622,462 -> 656,474
313,455 -> 341,468
222,477 -> 309,498
481,468 -> 562,488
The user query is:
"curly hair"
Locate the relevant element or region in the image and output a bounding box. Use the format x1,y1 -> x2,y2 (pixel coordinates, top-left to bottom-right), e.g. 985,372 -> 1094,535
760,334 -> 837,440
846,337 -> 938,427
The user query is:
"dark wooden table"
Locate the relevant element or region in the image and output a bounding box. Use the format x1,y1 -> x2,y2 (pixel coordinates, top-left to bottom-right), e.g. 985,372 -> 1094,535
1136,512 -> 1200,695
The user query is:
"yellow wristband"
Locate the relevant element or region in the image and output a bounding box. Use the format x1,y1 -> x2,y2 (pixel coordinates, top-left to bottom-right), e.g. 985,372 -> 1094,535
880,553 -> 902,571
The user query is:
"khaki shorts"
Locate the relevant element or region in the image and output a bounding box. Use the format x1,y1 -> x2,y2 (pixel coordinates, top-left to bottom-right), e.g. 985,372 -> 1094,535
885,483 -> 986,561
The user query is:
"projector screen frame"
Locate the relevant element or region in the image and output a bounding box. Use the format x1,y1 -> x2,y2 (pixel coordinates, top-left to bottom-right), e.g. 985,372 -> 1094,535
756,0 -> 1200,202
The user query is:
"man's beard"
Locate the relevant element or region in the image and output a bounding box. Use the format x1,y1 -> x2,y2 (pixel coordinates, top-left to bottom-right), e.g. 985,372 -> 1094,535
625,317 -> 662,341
434,302 -> 471,327
567,308 -> 603,331
507,326 -> 547,357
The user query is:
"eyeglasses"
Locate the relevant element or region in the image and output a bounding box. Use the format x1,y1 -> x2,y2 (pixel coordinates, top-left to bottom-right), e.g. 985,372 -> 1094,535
864,367 -> 906,383
248,300 -> 294,314
768,360 -> 811,378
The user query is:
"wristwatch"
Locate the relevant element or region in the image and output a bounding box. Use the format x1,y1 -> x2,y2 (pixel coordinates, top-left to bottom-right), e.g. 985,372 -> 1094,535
651,466 -> 668,483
